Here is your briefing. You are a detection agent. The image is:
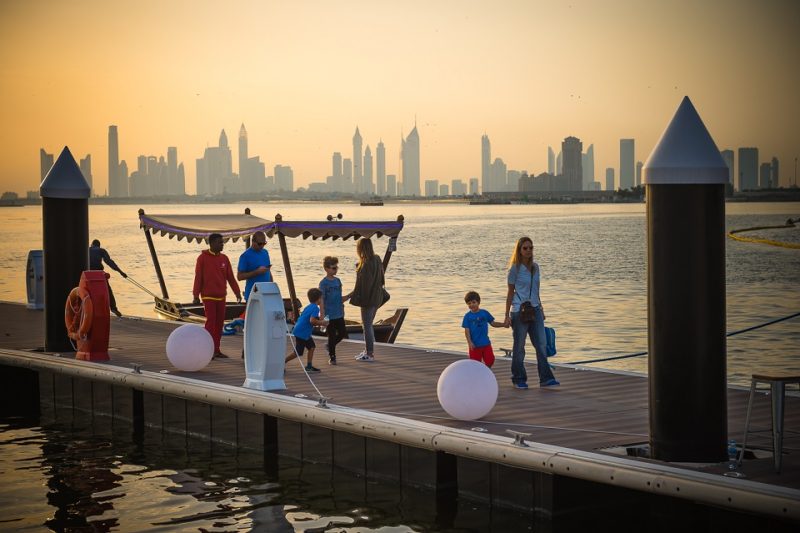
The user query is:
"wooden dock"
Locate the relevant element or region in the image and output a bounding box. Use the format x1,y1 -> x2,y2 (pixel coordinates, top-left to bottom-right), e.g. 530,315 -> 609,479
1,302 -> 797,523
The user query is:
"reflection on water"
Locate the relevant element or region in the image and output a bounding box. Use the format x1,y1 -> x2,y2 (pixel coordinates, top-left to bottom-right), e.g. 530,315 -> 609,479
1,202 -> 798,386
0,417 -> 533,532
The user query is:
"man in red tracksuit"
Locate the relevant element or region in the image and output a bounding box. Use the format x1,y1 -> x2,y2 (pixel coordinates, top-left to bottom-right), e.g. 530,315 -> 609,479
192,233 -> 242,358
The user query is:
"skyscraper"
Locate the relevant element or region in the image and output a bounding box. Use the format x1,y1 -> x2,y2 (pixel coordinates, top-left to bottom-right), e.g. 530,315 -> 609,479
547,146 -> 555,175
376,141 -> 386,196
771,157 -> 780,188
556,150 -> 562,176
167,146 -> 179,195
343,158 -> 353,190
491,158 -> 507,191
274,165 -> 293,191
481,134 -> 491,194
636,161 -> 643,187
196,129 -> 233,196
353,127 -> 363,192
239,124 -> 250,192
401,125 -> 420,196
738,147 -> 758,191
760,162 -> 772,189
332,152 -> 342,185
720,150 -> 734,188
561,136 -> 583,191
363,145 -> 373,194
79,154 -> 93,192
39,148 -> 53,183
582,144 -> 594,190
619,139 -> 635,190
605,168 -> 615,191
108,125 -> 126,197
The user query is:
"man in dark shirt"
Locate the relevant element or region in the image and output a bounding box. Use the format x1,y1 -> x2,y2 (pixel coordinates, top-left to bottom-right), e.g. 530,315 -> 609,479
89,239 -> 127,317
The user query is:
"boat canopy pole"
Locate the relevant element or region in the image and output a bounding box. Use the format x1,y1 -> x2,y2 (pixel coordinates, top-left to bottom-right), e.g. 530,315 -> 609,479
275,214 -> 299,320
381,215 -> 404,272
139,208 -> 169,299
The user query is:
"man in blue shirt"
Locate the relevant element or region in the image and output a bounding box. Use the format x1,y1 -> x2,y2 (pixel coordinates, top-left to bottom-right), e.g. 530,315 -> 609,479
89,239 -> 127,317
237,231 -> 271,301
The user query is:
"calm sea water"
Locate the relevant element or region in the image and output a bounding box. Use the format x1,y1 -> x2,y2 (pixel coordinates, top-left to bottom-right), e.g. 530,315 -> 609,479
1,201 -> 798,384
1,201 -> 798,531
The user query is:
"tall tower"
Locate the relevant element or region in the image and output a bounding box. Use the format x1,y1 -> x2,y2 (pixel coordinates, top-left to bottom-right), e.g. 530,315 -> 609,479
771,157 -> 780,188
376,140 -> 386,196
561,136 -> 583,191
79,154 -> 93,192
401,125 -> 421,196
108,125 -> 124,197
220,129 -> 228,148
363,145 -> 373,194
547,146 -> 555,175
620,139 -> 635,190
167,147 -> 178,195
737,147 -> 758,191
353,127 -> 363,192
481,134 -> 491,194
239,124 -> 249,191
332,152 -> 343,191
40,148 -> 54,183
720,150 -> 734,188
582,144 -> 594,190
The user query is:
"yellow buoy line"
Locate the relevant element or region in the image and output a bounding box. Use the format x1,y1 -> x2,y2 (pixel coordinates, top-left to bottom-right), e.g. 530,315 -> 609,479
726,217 -> 800,249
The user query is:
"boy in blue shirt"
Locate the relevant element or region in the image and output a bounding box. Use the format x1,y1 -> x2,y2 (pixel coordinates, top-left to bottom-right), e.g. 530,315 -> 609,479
319,256 -> 349,365
286,288 -> 328,372
462,291 -> 505,367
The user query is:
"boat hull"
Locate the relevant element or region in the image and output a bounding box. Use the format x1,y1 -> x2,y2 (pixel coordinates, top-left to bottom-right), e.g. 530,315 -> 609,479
153,297 -> 407,344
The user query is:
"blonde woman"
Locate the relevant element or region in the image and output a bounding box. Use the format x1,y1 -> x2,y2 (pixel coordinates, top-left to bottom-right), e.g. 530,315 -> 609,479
347,238 -> 385,361
504,236 -> 559,388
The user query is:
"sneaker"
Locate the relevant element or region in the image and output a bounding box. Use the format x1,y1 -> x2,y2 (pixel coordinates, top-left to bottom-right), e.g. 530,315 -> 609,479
354,350 -> 367,360
306,365 -> 321,372
328,358 -> 337,365
513,382 -> 529,390
540,378 -> 560,387
355,353 -> 374,362
213,351 -> 229,359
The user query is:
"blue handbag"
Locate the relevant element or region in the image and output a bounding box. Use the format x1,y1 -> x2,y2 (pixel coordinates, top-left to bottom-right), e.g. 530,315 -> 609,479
545,327 -> 557,357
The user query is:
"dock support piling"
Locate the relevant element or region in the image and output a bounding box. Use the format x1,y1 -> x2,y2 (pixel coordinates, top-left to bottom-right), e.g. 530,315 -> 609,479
644,97 -> 728,462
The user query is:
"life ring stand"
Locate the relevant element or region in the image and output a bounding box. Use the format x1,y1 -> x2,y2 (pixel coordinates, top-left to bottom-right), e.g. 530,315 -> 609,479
65,286 -> 93,340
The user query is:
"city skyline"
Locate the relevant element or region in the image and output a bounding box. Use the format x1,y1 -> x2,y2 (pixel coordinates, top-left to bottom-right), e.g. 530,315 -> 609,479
2,1 -> 798,195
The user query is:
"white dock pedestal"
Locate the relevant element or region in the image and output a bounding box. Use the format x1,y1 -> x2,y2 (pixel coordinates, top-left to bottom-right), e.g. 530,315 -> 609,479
243,282 -> 287,391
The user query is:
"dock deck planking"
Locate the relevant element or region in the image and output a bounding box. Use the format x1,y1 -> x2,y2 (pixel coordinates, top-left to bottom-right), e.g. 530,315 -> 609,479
1,302 -> 797,490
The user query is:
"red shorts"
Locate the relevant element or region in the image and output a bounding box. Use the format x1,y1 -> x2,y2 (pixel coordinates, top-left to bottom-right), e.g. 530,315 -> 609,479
468,344 -> 495,368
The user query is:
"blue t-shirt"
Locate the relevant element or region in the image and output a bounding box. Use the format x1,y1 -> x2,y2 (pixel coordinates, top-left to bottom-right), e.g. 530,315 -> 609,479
319,276 -> 344,320
238,247 -> 271,301
293,302 -> 319,341
462,309 -> 495,348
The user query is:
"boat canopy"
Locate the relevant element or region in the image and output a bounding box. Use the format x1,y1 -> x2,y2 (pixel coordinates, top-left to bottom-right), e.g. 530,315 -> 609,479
139,209 -> 404,243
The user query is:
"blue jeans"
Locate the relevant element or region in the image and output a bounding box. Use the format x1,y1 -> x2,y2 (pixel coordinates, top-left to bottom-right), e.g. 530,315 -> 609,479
360,306 -> 378,355
511,306 -> 555,385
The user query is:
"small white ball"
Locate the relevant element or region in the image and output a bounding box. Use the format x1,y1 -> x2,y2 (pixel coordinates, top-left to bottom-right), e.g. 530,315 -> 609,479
437,359 -> 498,420
166,324 -> 214,371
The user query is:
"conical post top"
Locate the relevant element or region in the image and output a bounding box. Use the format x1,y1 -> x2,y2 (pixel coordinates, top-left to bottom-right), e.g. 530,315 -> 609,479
40,146 -> 91,199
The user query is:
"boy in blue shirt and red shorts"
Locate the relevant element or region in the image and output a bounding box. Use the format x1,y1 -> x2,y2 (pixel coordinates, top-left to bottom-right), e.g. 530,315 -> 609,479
462,290 -> 506,367
286,288 -> 328,372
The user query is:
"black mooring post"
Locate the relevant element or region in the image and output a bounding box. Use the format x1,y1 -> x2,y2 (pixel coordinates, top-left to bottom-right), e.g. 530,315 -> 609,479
644,97 -> 728,462
40,147 -> 90,353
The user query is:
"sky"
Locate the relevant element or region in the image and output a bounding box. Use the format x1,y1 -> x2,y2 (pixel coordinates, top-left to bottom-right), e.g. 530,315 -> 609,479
1,0 -> 798,195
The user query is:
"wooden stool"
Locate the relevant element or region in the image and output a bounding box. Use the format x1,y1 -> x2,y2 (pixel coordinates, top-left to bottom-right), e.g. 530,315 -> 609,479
739,374 -> 800,473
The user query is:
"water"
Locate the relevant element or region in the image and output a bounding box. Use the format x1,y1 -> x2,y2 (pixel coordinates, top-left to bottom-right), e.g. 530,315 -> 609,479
1,201 -> 798,531
1,201 -> 798,384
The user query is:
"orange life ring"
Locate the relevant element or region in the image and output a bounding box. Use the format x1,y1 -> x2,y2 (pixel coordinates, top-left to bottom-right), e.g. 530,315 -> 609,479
65,286 -> 93,340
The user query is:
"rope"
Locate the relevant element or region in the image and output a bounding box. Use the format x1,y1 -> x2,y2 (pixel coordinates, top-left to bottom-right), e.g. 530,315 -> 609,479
565,311 -> 800,365
123,275 -> 161,299
727,218 -> 800,249
284,323 -> 325,399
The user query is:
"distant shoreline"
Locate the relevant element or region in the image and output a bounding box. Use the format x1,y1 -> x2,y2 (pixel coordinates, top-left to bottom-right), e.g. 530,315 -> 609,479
3,188 -> 799,207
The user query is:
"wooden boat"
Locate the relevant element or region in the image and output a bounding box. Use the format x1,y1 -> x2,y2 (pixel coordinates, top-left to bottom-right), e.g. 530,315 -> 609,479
138,208 -> 408,343
360,200 -> 384,206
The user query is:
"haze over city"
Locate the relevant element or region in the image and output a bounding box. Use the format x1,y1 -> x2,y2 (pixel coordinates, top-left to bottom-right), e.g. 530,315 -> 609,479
1,0 -> 798,195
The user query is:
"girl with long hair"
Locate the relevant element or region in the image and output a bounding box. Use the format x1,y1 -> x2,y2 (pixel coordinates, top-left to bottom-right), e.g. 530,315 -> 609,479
347,238 -> 385,361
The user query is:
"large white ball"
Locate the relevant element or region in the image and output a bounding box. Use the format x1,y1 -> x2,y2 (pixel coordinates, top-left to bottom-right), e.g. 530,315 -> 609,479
166,324 -> 214,371
437,359 -> 498,420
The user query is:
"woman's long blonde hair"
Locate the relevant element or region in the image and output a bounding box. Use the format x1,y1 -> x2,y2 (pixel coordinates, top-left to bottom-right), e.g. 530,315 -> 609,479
509,236 -> 533,269
356,238 -> 375,271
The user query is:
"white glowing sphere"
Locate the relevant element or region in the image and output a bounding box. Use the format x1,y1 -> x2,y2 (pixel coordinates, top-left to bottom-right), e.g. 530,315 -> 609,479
437,359 -> 498,420
166,324 -> 214,371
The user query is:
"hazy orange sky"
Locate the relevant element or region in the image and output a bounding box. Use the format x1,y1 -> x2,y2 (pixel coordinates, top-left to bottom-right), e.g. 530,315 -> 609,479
1,0 -> 798,195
